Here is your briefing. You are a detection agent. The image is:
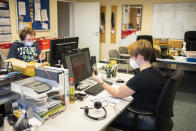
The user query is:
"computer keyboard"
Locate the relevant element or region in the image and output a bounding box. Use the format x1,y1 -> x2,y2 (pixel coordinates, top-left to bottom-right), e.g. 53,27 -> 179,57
103,80 -> 113,85
84,84 -> 104,96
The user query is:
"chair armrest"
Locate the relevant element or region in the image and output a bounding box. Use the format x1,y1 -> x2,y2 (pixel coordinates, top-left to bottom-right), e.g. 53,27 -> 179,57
127,105 -> 154,116
119,54 -> 131,58
109,58 -> 129,62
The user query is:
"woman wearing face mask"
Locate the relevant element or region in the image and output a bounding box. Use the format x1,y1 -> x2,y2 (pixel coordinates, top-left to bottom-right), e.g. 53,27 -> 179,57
8,27 -> 45,62
93,40 -> 164,130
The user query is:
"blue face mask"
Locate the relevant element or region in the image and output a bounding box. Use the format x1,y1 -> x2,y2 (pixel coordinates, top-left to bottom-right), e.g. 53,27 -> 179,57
25,42 -> 33,47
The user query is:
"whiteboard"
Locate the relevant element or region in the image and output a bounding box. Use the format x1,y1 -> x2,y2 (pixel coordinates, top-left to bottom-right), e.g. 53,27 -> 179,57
152,3 -> 196,39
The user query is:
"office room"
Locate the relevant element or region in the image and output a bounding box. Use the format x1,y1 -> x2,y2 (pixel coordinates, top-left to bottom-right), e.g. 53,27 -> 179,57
0,0 -> 196,130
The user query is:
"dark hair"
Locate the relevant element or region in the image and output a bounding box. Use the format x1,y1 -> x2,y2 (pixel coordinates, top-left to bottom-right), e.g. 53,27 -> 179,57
129,40 -> 153,61
19,27 -> 36,41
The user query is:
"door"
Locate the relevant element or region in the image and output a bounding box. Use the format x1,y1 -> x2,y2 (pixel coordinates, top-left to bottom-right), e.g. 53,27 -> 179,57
57,1 -> 71,37
73,2 -> 100,61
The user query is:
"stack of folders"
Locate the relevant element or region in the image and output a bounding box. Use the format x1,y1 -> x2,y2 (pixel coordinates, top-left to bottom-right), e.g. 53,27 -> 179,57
23,98 -> 64,121
32,99 -> 64,121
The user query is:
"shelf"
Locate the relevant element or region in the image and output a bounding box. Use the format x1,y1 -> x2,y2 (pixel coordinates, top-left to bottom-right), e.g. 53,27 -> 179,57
0,92 -> 20,105
0,25 -> 11,26
0,16 -> 10,18
0,33 -> 11,35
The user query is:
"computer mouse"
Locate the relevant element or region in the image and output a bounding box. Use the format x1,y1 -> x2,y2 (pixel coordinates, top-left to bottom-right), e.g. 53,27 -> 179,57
116,79 -> 124,83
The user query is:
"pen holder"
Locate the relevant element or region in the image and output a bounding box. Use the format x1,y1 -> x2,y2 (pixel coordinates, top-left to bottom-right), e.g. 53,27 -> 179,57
104,66 -> 112,78
106,70 -> 112,78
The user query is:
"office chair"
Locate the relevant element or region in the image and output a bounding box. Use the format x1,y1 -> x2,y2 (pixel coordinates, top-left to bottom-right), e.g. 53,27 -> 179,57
108,49 -> 127,63
118,46 -> 128,54
108,49 -> 131,73
184,31 -> 196,51
118,46 -> 131,60
136,35 -> 156,63
111,69 -> 184,131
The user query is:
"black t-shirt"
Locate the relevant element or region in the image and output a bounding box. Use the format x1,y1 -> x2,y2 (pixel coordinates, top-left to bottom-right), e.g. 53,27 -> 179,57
8,42 -> 41,62
126,67 -> 164,112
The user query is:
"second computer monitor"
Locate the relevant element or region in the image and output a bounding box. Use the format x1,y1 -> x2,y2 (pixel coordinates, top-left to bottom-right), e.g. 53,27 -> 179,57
64,48 -> 92,84
49,37 -> 79,66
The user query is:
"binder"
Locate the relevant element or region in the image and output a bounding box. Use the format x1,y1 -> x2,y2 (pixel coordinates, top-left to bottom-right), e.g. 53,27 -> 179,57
35,68 -> 64,89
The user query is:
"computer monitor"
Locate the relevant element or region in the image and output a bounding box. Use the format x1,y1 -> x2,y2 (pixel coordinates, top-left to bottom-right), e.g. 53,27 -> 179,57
49,37 -> 79,66
64,48 -> 92,84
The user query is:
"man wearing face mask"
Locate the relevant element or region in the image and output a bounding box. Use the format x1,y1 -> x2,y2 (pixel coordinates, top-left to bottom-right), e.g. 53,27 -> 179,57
8,27 -> 45,62
93,40 -> 163,129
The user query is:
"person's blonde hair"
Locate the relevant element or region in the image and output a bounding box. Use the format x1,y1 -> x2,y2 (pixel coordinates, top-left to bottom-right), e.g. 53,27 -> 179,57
19,27 -> 36,41
129,40 -> 153,61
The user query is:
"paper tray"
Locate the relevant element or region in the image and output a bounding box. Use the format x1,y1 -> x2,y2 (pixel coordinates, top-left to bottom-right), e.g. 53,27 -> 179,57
11,76 -> 62,100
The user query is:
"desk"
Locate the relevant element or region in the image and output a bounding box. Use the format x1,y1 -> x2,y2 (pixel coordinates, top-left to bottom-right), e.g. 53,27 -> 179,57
38,65 -> 134,131
155,56 -> 196,71
156,56 -> 196,65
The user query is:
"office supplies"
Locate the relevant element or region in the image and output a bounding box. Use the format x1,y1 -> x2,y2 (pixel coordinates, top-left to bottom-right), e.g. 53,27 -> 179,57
75,93 -> 86,101
80,101 -> 107,120
116,79 -> 124,83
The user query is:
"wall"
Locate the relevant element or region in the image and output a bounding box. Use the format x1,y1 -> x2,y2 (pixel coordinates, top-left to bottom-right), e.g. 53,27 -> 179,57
8,0 -> 58,42
75,0 -> 196,60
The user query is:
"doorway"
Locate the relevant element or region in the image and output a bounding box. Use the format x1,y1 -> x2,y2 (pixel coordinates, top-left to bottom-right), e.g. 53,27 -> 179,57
57,1 -> 73,37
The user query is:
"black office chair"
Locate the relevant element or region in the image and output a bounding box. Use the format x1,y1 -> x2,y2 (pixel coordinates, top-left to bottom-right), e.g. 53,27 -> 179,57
136,35 -> 156,63
184,31 -> 196,51
111,69 -> 184,131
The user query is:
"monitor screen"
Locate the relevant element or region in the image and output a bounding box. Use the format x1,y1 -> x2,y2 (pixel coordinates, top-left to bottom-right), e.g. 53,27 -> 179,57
71,53 -> 89,82
64,48 -> 92,83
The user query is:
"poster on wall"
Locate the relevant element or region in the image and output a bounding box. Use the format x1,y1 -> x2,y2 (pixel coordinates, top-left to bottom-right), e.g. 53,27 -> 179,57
16,0 -> 50,31
0,0 -> 11,42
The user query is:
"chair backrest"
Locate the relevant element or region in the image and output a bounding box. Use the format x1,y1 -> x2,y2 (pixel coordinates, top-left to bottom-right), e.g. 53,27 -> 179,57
155,69 -> 184,130
184,31 -> 196,51
118,46 -> 128,54
136,35 -> 156,63
108,49 -> 119,59
184,31 -> 196,42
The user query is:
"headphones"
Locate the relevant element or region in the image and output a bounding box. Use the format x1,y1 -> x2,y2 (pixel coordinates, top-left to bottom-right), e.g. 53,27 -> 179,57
80,101 -> 107,120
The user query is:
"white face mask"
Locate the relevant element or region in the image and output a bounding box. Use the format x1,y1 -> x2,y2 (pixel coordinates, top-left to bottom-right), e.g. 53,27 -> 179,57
129,58 -> 139,69
25,41 -> 33,47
